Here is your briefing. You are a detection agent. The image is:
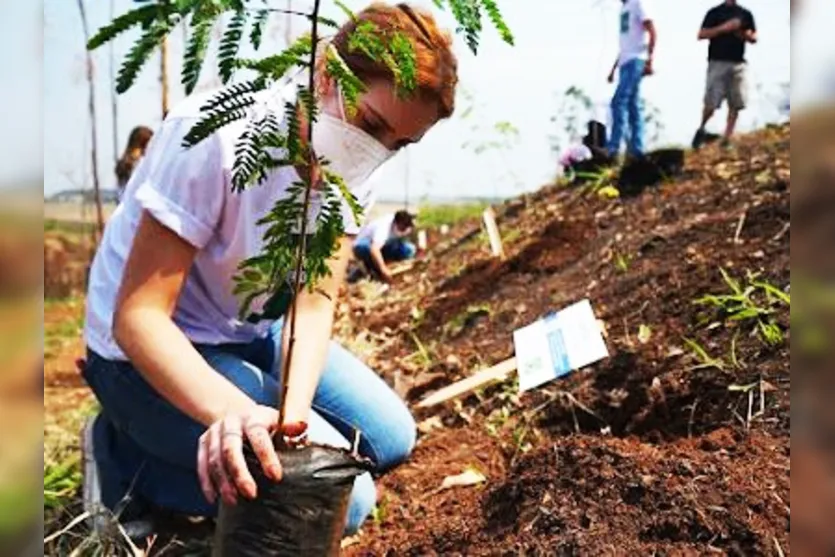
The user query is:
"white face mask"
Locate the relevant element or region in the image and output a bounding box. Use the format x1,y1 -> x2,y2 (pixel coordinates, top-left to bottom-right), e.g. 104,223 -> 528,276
310,86 -> 393,191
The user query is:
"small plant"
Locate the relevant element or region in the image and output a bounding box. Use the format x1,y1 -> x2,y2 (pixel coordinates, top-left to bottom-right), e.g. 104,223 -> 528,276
614,251 -> 632,273
443,304 -> 492,338
637,324 -> 652,344
371,495 -> 389,525
44,456 -> 83,510
574,168 -> 619,198
484,405 -> 511,437
502,228 -> 522,244
407,331 -> 434,369
682,337 -> 726,371
695,268 -> 790,346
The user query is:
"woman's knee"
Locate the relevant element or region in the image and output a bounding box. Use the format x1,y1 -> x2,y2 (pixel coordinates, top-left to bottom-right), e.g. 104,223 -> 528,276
345,473 -> 377,536
372,402 -> 416,472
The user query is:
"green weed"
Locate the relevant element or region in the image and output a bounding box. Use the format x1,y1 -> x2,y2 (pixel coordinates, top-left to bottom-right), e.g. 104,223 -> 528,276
417,202 -> 489,229
574,168 -> 620,198
407,331 -> 434,369
614,252 -> 633,273
695,268 -> 789,346
503,228 -> 522,244
682,337 -> 726,371
44,455 -> 83,510
444,304 -> 492,338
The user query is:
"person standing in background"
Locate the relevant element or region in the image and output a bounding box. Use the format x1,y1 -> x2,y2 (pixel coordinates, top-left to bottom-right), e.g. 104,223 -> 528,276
606,0 -> 657,160
115,126 -> 154,202
692,0 -> 757,150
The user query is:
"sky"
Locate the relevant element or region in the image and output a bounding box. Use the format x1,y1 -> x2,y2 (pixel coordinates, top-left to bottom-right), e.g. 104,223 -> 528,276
36,0 -> 806,202
0,1 -> 42,189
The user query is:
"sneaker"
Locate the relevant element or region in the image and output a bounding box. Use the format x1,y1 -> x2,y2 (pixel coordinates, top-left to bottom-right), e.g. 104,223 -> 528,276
720,137 -> 735,151
691,128 -> 707,150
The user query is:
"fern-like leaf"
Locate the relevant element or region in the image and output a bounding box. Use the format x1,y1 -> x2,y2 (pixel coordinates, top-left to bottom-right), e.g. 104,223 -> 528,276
448,0 -> 482,54
87,4 -> 159,50
316,16 -> 340,29
231,111 -> 284,192
235,35 -> 313,81
297,86 -> 319,126
323,169 -> 363,230
182,11 -> 215,94
283,98 -> 304,166
333,0 -> 355,21
479,0 -> 513,45
250,9 -> 269,49
219,10 -> 248,83
387,32 -> 417,95
324,48 -> 365,115
117,22 -> 171,93
182,81 -> 266,147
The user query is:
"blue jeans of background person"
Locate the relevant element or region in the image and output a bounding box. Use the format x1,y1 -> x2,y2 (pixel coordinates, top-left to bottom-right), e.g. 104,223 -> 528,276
607,58 -> 646,158
353,238 -> 416,278
81,320 -> 416,535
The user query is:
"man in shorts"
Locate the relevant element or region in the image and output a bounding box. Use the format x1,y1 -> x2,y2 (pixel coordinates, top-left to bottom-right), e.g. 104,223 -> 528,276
692,0 -> 757,150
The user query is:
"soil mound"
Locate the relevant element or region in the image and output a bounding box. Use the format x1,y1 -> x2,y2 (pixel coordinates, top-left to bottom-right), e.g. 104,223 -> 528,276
341,125 -> 790,554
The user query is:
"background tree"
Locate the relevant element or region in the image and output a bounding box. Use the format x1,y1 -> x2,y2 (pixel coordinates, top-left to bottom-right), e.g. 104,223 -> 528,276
75,0 -> 104,240
459,87 -> 522,196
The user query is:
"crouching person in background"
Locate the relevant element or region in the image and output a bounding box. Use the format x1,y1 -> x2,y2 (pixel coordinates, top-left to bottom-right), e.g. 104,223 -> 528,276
351,210 -> 417,284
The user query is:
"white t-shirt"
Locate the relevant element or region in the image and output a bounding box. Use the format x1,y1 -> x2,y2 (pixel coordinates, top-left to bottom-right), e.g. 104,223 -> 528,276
85,78 -> 376,360
618,0 -> 653,66
355,214 -> 397,248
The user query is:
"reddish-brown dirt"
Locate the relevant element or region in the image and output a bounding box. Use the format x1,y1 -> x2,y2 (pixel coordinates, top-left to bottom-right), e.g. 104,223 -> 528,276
40,126 -> 790,555
44,232 -> 92,299
340,125 -> 790,555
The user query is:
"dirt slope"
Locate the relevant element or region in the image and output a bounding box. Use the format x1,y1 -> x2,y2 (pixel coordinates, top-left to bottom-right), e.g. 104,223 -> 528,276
338,125 -> 790,555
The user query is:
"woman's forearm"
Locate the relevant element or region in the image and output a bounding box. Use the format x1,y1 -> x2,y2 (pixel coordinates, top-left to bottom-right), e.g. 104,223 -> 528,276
114,307 -> 258,427
278,291 -> 335,425
278,238 -> 352,426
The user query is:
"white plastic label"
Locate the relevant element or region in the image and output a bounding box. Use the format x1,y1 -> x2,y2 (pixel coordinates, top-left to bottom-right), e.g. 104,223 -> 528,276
417,229 -> 428,251
513,299 -> 609,392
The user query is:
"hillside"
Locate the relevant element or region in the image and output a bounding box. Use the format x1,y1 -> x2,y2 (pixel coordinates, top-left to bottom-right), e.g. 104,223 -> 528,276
337,124 -> 790,554
40,125 -> 790,555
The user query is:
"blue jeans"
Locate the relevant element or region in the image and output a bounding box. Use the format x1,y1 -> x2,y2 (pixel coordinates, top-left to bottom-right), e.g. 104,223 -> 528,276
607,58 -> 646,157
353,238 -> 416,278
81,320 -> 416,535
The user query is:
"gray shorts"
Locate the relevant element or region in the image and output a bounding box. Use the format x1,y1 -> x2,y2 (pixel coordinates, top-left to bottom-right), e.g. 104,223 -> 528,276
705,61 -> 748,111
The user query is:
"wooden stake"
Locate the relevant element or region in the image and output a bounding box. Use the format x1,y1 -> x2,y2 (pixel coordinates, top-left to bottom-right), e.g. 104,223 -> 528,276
160,35 -> 169,118
109,0 -> 118,169
482,208 -> 505,259
417,229 -> 427,251
733,206 -> 747,244
417,357 -> 517,408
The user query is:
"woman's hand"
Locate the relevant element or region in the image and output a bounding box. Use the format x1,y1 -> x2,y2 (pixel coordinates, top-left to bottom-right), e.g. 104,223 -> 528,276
197,405 -> 285,505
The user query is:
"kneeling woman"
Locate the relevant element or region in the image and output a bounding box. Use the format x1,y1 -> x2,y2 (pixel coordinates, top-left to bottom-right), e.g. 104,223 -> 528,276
81,2 -> 457,535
